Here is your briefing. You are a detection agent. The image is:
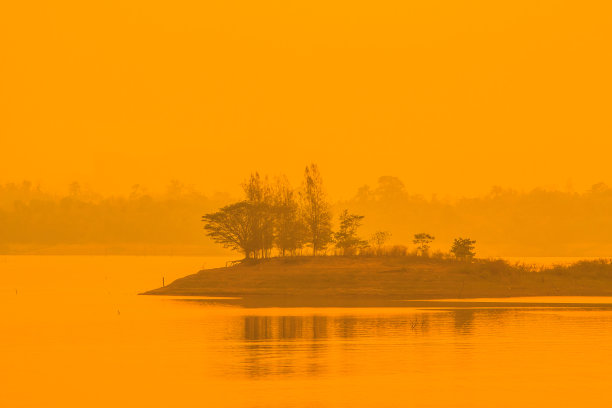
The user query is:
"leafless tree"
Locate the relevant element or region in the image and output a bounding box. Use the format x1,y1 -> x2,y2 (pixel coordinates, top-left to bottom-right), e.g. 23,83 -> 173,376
300,164 -> 332,255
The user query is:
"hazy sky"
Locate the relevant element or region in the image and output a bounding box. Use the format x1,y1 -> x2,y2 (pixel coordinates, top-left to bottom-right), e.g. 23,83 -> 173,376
2,1 -> 611,199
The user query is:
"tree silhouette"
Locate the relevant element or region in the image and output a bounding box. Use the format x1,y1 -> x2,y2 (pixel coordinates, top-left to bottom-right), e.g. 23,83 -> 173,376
334,210 -> 368,255
300,164 -> 332,256
273,176 -> 306,256
369,231 -> 391,255
202,201 -> 256,259
242,173 -> 275,258
413,233 -> 435,256
450,237 -> 476,261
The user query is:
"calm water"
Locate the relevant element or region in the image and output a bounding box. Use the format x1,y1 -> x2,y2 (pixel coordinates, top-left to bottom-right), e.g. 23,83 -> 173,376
2,256 -> 612,407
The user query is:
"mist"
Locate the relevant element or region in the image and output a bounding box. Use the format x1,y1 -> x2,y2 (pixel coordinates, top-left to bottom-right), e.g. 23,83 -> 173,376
3,177 -> 612,257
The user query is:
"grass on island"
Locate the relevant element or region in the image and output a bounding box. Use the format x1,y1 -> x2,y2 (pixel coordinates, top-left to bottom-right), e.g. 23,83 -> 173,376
143,255 -> 612,302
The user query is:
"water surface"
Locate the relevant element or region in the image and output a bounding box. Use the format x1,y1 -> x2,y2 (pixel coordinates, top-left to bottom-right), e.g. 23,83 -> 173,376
2,256 -> 612,407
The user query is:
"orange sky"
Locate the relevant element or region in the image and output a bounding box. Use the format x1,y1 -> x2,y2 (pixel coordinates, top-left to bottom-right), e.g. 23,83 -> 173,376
1,1 -> 611,199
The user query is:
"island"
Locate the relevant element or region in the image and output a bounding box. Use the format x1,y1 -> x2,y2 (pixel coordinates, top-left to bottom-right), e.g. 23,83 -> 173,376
142,256 -> 612,306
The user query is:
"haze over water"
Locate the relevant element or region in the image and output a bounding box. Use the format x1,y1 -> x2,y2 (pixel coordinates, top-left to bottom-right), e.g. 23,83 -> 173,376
3,256 -> 612,407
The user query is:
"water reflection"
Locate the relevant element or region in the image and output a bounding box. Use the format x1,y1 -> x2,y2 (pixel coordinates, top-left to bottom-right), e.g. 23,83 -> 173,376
241,310 -> 517,342
243,315 -> 336,342
242,316 -> 327,377
312,315 -> 328,339
244,315 -> 419,342
237,310 -> 513,378
452,309 -> 476,335
232,306 -> 591,380
244,316 -> 273,341
279,316 -> 303,339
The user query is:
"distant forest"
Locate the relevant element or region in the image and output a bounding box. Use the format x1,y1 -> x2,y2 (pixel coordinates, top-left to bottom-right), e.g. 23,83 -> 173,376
2,174 -> 612,256
0,181 -> 230,254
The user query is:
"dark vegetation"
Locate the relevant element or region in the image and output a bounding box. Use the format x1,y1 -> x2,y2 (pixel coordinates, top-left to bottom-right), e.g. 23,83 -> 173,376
202,164 -> 472,260
202,165 -> 336,259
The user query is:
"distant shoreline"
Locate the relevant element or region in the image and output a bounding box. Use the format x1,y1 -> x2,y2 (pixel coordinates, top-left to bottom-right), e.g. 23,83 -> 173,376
0,244 -> 230,256
143,256 -> 612,302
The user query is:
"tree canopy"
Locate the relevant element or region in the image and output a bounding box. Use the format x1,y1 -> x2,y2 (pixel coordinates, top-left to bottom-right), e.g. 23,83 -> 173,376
202,164 -> 336,259
334,210 -> 368,255
450,237 -> 476,260
413,233 -> 435,255
201,165 -> 482,262
202,201 -> 255,258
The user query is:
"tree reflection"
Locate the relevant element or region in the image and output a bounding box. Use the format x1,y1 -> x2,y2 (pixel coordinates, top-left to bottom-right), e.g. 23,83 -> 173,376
238,309 -> 514,378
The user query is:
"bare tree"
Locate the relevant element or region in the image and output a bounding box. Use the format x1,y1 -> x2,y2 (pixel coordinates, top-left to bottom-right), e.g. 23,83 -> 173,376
369,231 -> 392,255
242,173 -> 275,258
273,176 -> 306,256
300,164 -> 332,256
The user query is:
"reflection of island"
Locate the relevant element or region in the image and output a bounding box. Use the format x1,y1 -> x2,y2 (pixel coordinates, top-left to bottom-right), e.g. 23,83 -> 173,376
237,310 -> 519,378
241,311 -> 515,341
244,316 -> 273,340
244,315 -> 329,342
242,316 -> 327,377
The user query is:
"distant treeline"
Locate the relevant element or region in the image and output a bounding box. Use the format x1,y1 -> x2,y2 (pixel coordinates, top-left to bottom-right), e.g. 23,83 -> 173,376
0,181 -> 229,253
344,178 -> 612,256
3,176 -> 612,256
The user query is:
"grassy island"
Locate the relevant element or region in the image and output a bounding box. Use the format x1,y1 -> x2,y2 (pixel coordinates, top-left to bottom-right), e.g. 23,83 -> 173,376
143,256 -> 612,305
